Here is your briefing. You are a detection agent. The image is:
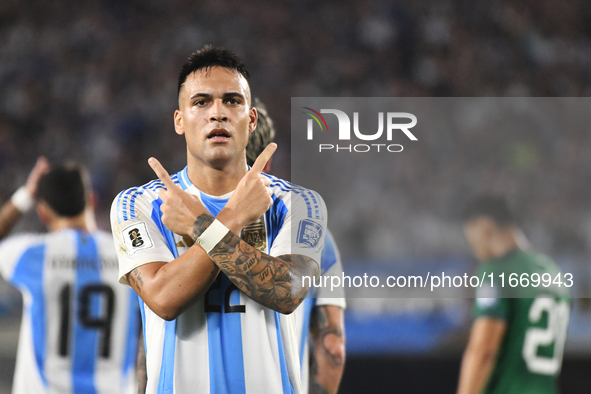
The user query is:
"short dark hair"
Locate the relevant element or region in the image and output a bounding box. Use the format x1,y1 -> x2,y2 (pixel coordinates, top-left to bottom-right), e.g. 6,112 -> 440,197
462,195 -> 516,227
177,45 -> 250,97
36,163 -> 87,217
246,98 -> 276,167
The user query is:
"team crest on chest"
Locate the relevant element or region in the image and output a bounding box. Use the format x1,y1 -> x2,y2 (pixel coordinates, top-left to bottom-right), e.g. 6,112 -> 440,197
241,218 -> 267,252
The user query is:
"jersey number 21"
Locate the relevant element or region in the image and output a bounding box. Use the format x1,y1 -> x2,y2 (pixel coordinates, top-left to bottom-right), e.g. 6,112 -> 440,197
522,297 -> 570,376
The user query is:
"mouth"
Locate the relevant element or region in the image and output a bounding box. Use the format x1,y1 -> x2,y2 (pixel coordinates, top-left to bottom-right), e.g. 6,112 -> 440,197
207,128 -> 231,142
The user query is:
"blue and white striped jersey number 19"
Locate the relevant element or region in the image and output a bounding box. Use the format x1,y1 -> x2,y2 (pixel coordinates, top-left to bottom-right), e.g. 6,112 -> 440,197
293,230 -> 346,394
0,229 -> 140,394
110,167 -> 328,394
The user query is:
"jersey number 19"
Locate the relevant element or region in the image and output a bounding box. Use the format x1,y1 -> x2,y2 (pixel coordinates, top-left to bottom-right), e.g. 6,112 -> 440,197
59,283 -> 115,358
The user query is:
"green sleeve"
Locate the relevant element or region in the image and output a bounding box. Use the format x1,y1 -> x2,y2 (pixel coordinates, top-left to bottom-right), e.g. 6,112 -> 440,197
474,295 -> 509,320
474,264 -> 509,320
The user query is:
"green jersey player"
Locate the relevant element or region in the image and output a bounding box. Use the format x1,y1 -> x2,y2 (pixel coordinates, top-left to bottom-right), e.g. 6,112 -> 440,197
457,196 -> 571,394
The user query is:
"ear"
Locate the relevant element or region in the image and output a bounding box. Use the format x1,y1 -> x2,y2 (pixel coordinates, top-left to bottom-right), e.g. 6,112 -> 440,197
174,109 -> 184,136
481,217 -> 498,237
35,202 -> 53,226
87,191 -> 97,211
248,106 -> 258,132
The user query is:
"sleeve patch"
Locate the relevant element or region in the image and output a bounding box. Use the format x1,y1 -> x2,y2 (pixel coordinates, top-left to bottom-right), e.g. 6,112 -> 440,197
121,222 -> 154,256
476,297 -> 498,309
475,284 -> 499,308
296,219 -> 323,248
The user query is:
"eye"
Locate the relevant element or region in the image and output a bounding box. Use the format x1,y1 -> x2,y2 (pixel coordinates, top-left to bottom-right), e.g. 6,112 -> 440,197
225,98 -> 241,105
193,99 -> 207,106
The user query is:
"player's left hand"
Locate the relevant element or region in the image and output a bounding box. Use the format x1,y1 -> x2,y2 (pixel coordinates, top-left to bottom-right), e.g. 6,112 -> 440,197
25,157 -> 50,196
223,143 -> 276,229
148,157 -> 206,237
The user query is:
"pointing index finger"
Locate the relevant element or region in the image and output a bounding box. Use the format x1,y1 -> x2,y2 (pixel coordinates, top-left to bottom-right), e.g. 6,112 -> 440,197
251,143 -> 277,174
148,157 -> 176,190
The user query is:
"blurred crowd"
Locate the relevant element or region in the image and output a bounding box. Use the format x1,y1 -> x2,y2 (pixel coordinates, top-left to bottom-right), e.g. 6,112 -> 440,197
2,0 -> 591,261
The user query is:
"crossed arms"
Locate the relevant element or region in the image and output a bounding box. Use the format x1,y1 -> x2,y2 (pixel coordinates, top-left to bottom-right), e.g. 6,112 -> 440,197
122,144 -> 321,319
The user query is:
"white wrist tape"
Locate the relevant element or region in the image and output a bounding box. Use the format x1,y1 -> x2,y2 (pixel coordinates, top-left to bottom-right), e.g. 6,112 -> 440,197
11,187 -> 34,213
196,219 -> 230,254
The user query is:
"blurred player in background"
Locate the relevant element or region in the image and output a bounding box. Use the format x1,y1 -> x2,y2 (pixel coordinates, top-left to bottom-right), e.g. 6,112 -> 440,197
457,195 -> 571,394
247,100 -> 346,394
112,46 -> 325,394
0,158 -> 140,394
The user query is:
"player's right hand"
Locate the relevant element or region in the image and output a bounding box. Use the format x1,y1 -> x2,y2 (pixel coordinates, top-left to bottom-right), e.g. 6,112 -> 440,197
224,143 -> 276,229
148,157 -> 206,237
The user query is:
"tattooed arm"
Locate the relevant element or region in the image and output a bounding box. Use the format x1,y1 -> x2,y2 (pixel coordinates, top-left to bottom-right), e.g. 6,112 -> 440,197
309,305 -> 346,394
128,144 -> 318,318
124,246 -> 220,321
126,206 -> 319,317
137,145 -> 319,316
196,142 -> 322,314
192,212 -> 320,314
124,210 -> 318,319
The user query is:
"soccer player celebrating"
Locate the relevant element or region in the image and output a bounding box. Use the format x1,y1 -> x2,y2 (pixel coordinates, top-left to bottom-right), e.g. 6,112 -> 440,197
111,46 -> 325,394
457,196 -> 571,394
0,159 -> 140,394
246,99 -> 346,394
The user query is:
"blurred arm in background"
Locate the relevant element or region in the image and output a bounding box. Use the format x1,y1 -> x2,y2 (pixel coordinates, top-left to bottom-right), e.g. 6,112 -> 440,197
456,317 -> 506,394
137,333 -> 147,394
0,157 -> 49,240
309,305 -> 346,394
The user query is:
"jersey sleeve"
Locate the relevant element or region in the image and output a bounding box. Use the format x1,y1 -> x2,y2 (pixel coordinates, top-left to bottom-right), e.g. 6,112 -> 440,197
0,234 -> 41,281
315,262 -> 347,309
110,189 -> 175,286
269,189 -> 327,267
474,267 -> 509,320
315,230 -> 346,309
474,296 -> 509,320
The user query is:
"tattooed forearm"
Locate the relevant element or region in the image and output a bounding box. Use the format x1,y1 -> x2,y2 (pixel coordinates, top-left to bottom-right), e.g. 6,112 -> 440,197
191,213 -> 215,240
190,213 -> 319,312
207,229 -> 319,313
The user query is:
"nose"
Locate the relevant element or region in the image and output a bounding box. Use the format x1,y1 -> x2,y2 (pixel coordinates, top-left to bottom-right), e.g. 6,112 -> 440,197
209,99 -> 228,123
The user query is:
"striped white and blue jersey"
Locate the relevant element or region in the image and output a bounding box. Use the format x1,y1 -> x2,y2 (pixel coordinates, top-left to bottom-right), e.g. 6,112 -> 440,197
110,167 -> 327,394
293,230 -> 346,394
0,229 -> 140,394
